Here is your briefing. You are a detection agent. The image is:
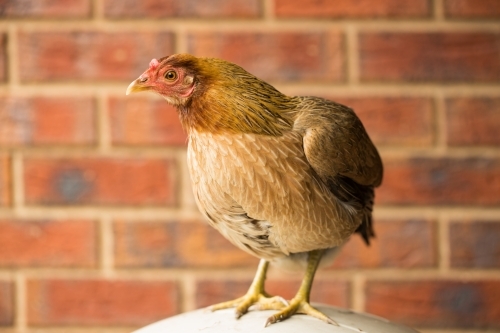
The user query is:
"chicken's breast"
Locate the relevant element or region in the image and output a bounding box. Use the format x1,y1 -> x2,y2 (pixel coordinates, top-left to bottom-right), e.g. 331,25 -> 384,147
187,129 -> 361,260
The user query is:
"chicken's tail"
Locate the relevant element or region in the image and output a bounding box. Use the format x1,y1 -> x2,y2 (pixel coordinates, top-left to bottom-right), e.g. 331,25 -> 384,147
326,175 -> 376,246
355,187 -> 375,246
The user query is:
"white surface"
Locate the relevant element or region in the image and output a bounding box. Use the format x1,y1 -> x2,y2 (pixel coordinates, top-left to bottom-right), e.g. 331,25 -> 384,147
133,304 -> 420,333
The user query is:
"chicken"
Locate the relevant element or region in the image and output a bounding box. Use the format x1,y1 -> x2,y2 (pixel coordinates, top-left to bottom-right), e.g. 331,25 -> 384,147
126,54 -> 383,326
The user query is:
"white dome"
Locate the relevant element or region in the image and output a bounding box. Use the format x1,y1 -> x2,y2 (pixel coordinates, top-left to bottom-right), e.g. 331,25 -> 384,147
134,304 -> 420,333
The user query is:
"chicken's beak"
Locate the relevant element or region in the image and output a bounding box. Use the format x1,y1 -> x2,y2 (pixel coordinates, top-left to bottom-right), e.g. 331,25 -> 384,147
126,77 -> 151,95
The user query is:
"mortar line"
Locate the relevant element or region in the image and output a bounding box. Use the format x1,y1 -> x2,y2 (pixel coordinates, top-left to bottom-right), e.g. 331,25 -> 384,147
361,207 -> 500,219
2,269 -> 200,280
434,89 -> 448,151
14,273 -> 26,332
3,145 -> 500,158
2,20 -> 500,31
11,152 -> 24,215
168,149 -> 182,211
2,84 -> 499,96
174,26 -> 188,54
96,91 -> 111,153
91,0 -> 104,22
438,212 -> 451,272
0,146 -> 185,157
0,207 -> 202,220
262,0 -> 275,21
3,154 -> 13,210
351,274 -> 365,312
345,24 -> 359,86
99,216 -> 114,277
1,266 -> 500,280
433,0 -> 445,21
180,273 -> 196,312
378,148 -> 500,157
7,24 -> 19,88
0,205 -> 498,219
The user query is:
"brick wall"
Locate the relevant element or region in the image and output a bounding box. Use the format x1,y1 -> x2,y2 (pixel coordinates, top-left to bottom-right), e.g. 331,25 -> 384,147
0,0 -> 499,332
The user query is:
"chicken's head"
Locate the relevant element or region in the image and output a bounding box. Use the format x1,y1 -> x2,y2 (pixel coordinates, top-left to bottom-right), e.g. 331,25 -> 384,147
126,54 -> 198,106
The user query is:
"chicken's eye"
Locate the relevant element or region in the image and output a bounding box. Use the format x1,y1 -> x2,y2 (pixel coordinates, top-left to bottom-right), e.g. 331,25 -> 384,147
164,70 -> 178,81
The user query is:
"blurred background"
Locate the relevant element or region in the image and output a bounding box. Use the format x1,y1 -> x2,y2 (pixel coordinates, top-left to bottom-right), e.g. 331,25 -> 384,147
0,0 -> 499,332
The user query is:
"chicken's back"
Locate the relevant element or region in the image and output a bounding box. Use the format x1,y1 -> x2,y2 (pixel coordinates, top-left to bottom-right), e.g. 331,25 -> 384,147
293,96 -> 382,245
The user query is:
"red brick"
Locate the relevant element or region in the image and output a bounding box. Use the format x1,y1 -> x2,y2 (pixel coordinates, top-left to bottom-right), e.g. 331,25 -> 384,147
0,281 -> 13,326
196,279 -> 250,308
109,96 -> 187,146
378,158 -> 500,206
332,219 -> 437,269
0,156 -> 10,207
0,34 -> 6,82
275,0 -> 430,18
18,31 -> 174,82
0,219 -> 96,268
104,0 -> 261,18
0,0 -> 90,18
0,97 -> 95,146
333,97 -> 435,147
187,31 -> 344,82
365,280 -> 500,328
23,158 -> 176,206
450,221 -> 500,268
444,0 -> 500,19
114,220 -> 256,268
28,279 -> 178,326
359,32 -> 500,82
196,278 -> 349,309
446,97 -> 500,147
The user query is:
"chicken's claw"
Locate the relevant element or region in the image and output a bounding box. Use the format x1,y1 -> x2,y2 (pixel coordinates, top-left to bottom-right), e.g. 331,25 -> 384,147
210,260 -> 289,319
265,300 -> 338,327
210,293 -> 288,319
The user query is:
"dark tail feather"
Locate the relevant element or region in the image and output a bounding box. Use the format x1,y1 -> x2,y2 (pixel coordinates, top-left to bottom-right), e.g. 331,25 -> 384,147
355,212 -> 375,245
355,188 -> 375,246
326,175 -> 376,246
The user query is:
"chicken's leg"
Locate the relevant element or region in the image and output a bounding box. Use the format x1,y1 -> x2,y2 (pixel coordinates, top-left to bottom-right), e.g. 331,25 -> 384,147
265,250 -> 338,327
210,259 -> 287,318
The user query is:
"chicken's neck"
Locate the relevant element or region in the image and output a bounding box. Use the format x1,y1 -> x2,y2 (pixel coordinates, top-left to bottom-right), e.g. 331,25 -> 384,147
177,77 -> 301,136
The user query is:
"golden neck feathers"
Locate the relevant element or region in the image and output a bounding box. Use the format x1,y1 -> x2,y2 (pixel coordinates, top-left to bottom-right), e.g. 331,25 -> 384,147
176,58 -> 298,136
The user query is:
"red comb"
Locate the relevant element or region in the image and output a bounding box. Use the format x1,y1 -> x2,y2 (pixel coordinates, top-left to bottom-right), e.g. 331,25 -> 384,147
149,58 -> 160,69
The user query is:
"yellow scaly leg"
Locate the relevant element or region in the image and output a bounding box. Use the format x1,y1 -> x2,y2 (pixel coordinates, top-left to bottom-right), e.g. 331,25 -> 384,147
210,259 -> 287,318
265,250 -> 338,327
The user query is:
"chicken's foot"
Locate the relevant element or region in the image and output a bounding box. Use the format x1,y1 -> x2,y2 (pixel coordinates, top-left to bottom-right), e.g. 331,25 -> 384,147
210,259 -> 287,318
265,250 -> 338,327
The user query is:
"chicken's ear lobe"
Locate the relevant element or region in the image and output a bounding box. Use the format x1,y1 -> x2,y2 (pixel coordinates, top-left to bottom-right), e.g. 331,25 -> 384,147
184,74 -> 194,85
